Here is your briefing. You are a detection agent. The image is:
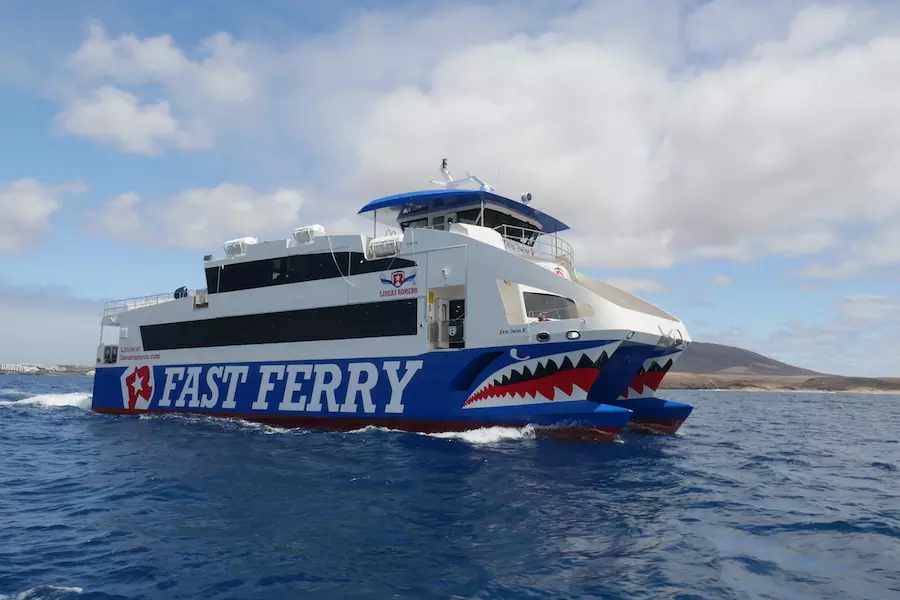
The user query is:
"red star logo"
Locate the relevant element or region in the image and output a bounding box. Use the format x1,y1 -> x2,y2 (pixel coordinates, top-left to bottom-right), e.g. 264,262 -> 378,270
124,365 -> 153,409
392,272 -> 405,287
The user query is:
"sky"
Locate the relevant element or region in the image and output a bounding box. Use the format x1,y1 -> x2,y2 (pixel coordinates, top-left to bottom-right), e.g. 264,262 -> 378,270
1,0 -> 899,376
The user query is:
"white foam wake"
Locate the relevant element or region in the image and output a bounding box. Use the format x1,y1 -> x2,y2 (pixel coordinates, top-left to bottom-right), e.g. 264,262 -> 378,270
347,424 -> 537,444
0,586 -> 83,600
0,393 -> 92,410
426,424 -> 537,444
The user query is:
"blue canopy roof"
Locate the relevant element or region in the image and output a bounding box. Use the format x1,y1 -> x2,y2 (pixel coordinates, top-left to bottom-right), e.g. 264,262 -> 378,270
357,189 -> 570,234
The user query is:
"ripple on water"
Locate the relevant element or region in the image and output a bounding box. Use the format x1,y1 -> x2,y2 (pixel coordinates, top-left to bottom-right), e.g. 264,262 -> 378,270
1,378 -> 899,599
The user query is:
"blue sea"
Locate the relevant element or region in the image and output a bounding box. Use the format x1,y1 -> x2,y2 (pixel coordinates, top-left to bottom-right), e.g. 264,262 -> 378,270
1,375 -> 898,600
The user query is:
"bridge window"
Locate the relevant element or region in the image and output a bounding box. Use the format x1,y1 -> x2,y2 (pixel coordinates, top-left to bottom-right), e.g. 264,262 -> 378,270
399,217 -> 428,230
456,208 -> 539,244
524,291 -> 577,320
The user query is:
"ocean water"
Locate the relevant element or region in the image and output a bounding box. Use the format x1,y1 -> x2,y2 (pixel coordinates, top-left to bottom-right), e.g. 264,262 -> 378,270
1,376 -> 898,600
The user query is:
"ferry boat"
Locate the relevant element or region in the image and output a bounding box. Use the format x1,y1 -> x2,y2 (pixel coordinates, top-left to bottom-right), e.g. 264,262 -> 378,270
90,161 -> 693,442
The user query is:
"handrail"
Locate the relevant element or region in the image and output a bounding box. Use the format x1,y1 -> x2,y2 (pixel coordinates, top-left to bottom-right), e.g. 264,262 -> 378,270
525,307 -> 573,321
385,222 -> 575,268
103,289 -> 197,317
492,224 -> 575,271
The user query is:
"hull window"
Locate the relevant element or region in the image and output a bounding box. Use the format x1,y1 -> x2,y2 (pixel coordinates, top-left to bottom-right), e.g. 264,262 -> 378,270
140,299 -> 418,350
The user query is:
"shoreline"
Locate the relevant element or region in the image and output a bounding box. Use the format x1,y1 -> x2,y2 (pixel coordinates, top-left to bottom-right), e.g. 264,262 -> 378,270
660,373 -> 900,395
660,385 -> 900,395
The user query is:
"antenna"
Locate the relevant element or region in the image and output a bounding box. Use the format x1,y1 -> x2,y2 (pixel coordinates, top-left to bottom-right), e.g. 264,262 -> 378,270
429,158 -> 495,192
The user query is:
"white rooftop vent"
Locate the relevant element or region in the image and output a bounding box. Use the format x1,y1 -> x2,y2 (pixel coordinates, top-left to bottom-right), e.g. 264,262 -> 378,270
292,224 -> 326,245
223,236 -> 257,257
368,234 -> 404,258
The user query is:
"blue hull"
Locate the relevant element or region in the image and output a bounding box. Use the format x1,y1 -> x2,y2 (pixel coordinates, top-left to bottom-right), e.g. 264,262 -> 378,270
89,339 -> 672,442
604,397 -> 694,435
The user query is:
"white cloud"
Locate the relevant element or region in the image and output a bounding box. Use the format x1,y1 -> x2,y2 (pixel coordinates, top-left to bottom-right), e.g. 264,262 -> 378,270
44,2 -> 900,273
68,24 -> 257,105
92,184 -> 307,250
158,184 -> 305,249
711,275 -> 733,287
55,86 -> 211,155
87,191 -> 146,242
753,4 -> 854,59
604,277 -> 666,294
794,260 -> 863,279
327,2 -> 900,269
794,220 -> 900,279
0,179 -> 87,254
839,294 -> 900,322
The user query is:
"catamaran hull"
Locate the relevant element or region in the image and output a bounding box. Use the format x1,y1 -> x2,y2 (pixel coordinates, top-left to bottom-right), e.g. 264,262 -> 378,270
608,348 -> 694,434
604,397 -> 693,435
89,408 -> 631,442
90,339 -> 647,443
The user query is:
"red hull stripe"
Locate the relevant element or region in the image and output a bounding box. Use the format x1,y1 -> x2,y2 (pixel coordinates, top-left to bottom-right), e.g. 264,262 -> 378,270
92,408 -> 624,443
627,418 -> 686,436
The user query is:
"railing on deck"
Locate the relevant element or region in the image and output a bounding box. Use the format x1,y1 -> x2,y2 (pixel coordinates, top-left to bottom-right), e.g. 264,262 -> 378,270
525,307 -> 574,321
103,288 -> 197,317
493,225 -> 575,271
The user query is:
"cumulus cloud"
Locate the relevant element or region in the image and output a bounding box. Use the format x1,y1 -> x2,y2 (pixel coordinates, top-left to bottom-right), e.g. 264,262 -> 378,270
158,184 -> 306,248
797,220 -> 900,279
0,179 -> 87,254
321,2 -> 900,269
55,86 -> 211,154
93,184 -> 307,250
67,23 -> 257,105
47,1 -> 900,275
87,191 -> 147,242
838,294 -> 900,322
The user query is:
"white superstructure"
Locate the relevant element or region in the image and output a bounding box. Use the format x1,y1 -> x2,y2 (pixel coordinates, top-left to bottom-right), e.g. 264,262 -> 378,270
96,163 -> 689,373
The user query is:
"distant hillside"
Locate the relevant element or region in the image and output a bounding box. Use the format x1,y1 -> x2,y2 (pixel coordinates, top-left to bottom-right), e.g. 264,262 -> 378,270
672,342 -> 821,376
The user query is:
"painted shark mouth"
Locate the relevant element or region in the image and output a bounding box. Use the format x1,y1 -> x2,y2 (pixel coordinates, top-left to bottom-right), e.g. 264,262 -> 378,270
463,342 -> 620,409
619,353 -> 679,399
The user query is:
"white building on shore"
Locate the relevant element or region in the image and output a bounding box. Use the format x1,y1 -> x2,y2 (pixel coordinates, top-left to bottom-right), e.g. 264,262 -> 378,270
0,364 -> 40,373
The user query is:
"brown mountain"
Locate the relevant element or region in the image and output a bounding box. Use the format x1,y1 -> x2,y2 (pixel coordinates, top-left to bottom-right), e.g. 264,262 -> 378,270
663,342 -> 900,393
671,342 -> 820,376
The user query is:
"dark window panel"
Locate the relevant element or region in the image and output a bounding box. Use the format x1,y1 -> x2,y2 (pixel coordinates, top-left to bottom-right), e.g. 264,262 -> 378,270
207,252 -> 416,294
140,299 -> 418,350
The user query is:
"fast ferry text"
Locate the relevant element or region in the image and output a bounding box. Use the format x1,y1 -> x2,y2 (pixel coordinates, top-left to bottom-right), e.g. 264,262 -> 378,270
120,361 -> 424,414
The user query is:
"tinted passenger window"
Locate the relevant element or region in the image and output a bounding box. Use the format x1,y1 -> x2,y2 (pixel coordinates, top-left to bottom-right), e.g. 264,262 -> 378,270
209,252 -> 416,294
523,292 -> 577,320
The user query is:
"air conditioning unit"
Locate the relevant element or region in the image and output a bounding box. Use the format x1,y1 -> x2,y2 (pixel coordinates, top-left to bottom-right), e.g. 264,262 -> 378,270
368,234 -> 404,258
223,236 -> 257,256
292,224 -> 326,244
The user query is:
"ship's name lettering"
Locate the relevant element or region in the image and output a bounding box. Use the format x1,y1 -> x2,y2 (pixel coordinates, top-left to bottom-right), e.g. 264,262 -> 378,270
155,361 -> 423,414
380,286 -> 418,297
500,327 -> 528,336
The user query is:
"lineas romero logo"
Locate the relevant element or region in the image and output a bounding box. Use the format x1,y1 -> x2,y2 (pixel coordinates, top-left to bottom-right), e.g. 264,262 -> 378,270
120,365 -> 155,410
379,269 -> 417,297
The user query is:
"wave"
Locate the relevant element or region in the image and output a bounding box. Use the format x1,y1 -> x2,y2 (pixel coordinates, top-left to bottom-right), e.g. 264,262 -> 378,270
348,424 -> 537,444
0,393 -> 92,410
0,586 -> 83,600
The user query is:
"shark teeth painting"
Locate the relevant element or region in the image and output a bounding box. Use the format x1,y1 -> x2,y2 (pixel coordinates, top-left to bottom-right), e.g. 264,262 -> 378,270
463,341 -> 622,409
618,351 -> 682,399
